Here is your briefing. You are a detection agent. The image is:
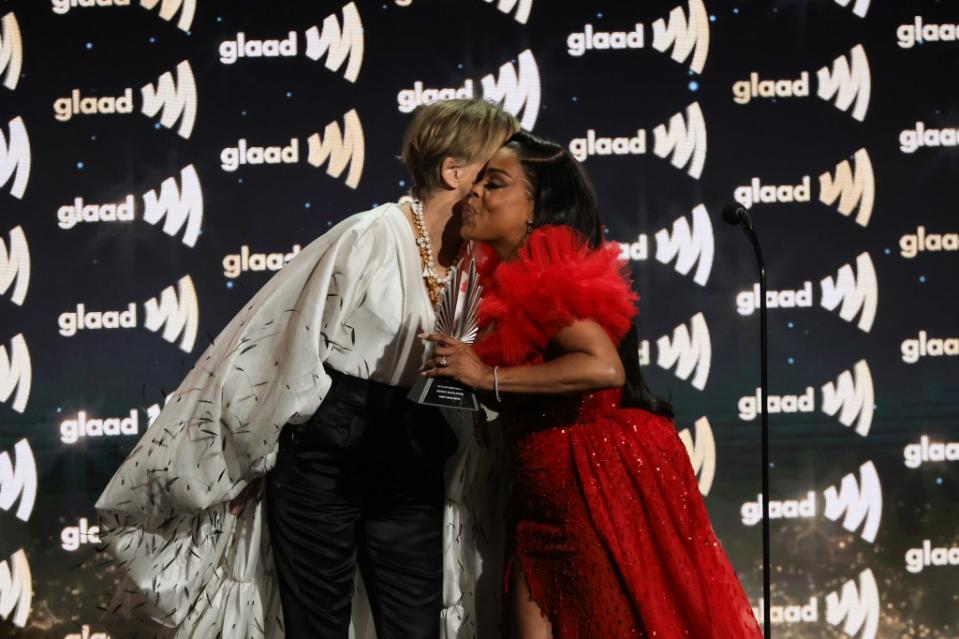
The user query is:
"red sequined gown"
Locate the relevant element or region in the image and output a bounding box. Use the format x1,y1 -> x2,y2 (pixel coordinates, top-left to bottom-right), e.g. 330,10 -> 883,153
473,225 -> 762,638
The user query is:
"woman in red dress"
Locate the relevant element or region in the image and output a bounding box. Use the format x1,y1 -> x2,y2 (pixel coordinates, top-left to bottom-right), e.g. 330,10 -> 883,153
421,131 -> 762,638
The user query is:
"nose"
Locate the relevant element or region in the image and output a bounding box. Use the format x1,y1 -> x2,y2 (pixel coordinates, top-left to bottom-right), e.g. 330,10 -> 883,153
468,180 -> 483,200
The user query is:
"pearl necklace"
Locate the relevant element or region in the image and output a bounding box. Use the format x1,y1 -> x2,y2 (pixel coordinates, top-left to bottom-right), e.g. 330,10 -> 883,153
411,199 -> 465,307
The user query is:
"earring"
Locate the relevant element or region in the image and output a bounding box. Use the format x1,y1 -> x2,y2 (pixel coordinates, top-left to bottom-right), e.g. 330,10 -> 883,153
525,220 -> 533,234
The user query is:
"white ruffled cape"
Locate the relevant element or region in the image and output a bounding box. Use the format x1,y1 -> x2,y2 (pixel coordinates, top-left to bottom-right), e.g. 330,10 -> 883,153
95,205 -> 507,638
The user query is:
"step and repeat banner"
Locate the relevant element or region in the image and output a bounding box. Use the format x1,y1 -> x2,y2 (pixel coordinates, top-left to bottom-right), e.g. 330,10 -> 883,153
1,0 -> 957,637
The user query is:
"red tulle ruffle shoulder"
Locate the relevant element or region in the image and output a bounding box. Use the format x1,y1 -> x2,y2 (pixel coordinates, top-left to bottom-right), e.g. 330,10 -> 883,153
473,225 -> 637,367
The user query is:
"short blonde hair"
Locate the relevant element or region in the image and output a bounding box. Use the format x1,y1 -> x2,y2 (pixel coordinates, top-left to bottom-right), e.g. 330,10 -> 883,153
400,99 -> 520,199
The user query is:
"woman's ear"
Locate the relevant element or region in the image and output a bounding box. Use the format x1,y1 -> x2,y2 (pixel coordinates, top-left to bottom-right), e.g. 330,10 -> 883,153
439,156 -> 463,191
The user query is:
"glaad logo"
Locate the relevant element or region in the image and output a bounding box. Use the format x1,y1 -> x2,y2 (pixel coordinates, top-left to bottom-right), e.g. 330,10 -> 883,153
740,461 -> 882,542
752,597 -> 818,625
678,416 -> 715,495
397,0 -> 531,23
57,195 -> 135,228
905,539 -> 959,574
57,165 -> 203,247
655,204 -> 713,285
398,80 -> 474,112
569,128 -> 646,162
736,148 -> 876,227
0,438 -> 36,522
821,360 -> 874,437
654,102 -> 706,178
51,0 -> 196,32
899,122 -> 958,154
900,226 -> 959,257
0,116 -> 31,199
0,549 -> 31,628
221,138 -> 299,171
819,148 -> 874,227
141,165 -> 203,246
901,330 -> 959,364
834,0 -> 870,18
53,61 -> 197,138
141,60 -> 196,138
566,0 -> 710,73
480,50 -> 540,130
0,225 -> 29,306
738,362 -> 877,437
304,2 -> 364,82
741,491 -> 816,527
825,569 -> 879,639
51,0 -> 133,13
482,0 -> 532,24
823,461 -> 882,543
139,0 -> 196,33
0,334 -> 30,414
733,176 -> 811,208
652,0 -> 709,73
220,3 -> 365,83
897,17 -> 959,49
738,387 -> 815,422
570,103 -> 706,179
904,435 -> 959,469
820,252 -> 877,332
732,45 -> 871,122
143,275 -> 198,353
567,24 -> 643,57
58,303 -> 137,337
219,31 -> 296,63
61,517 -> 101,551
0,13 -> 23,91
223,244 -> 302,279
816,45 -> 871,122
737,253 -> 878,332
60,409 -> 139,444
221,111 -> 366,190
638,312 -> 712,390
736,282 -> 813,315
398,50 -> 541,130
54,89 -> 135,120
307,109 -> 366,189
619,205 -> 714,285
58,277 -> 198,352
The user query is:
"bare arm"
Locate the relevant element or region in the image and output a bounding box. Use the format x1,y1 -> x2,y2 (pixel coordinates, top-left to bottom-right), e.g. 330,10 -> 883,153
421,319 -> 625,394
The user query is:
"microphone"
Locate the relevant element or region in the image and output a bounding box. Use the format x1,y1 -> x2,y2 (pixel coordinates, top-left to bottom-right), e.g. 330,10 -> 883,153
721,199 -> 771,639
721,202 -> 747,226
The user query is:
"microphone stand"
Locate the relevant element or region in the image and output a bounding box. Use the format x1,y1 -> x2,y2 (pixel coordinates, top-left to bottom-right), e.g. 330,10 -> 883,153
724,205 -> 771,638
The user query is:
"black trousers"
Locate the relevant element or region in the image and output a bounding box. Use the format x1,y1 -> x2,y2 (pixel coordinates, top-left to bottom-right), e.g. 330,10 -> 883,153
266,365 -> 458,639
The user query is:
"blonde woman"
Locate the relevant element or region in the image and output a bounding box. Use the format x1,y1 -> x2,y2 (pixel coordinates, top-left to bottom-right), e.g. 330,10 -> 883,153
96,99 -> 518,638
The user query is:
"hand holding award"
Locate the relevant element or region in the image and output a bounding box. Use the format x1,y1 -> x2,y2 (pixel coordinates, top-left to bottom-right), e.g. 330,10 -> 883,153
408,257 -> 483,411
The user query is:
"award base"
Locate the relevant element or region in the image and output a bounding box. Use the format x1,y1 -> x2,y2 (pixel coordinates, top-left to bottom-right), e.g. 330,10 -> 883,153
407,375 -> 480,411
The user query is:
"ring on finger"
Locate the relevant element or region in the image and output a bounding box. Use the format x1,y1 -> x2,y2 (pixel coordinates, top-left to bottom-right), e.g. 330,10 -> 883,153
439,356 -> 449,367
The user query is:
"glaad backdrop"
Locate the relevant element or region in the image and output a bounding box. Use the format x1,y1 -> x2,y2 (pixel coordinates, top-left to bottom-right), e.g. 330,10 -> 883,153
1,0 -> 958,637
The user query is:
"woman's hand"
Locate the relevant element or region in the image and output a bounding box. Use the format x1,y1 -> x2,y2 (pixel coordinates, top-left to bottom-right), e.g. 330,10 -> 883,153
420,333 -> 494,391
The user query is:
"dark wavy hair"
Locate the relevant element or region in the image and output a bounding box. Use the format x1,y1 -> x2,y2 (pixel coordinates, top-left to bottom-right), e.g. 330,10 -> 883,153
505,130 -> 674,418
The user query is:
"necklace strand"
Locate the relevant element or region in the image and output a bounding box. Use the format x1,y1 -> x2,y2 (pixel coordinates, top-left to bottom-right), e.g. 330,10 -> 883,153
411,199 -> 465,307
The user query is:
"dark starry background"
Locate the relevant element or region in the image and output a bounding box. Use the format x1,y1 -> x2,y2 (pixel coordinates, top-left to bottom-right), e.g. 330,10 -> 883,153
0,0 -> 957,636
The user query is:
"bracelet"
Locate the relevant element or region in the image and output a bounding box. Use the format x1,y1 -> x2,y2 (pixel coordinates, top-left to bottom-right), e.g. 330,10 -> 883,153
493,366 -> 501,402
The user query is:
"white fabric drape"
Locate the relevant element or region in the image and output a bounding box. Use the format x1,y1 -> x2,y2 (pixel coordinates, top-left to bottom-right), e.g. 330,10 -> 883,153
95,204 -> 507,638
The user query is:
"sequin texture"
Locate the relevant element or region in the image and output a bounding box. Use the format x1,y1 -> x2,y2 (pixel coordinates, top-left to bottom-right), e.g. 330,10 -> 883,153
474,226 -> 763,638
